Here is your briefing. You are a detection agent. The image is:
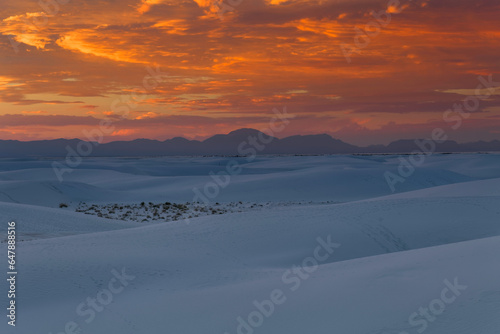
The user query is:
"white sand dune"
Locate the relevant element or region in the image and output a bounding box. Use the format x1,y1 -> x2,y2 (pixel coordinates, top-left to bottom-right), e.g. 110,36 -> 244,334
0,154 -> 499,333
1,154 -> 496,206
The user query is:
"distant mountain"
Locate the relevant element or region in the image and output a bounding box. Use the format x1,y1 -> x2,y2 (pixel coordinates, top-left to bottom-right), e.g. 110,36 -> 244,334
201,128 -> 278,154
0,129 -> 498,157
364,139 -> 500,154
273,134 -> 359,154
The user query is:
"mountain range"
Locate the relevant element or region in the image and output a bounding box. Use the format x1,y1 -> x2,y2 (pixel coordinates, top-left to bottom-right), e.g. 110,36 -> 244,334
0,128 -> 498,157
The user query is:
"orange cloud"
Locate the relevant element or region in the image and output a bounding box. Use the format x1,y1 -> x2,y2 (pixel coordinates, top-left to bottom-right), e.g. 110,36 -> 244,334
137,0 -> 167,14
291,18 -> 344,38
56,30 -> 148,64
110,129 -> 137,137
0,12 -> 52,49
0,0 -> 498,144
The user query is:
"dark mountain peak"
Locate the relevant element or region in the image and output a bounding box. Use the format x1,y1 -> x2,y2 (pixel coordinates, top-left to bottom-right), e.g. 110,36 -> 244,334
227,128 -> 263,137
277,133 -> 357,154
166,137 -> 191,143
204,128 -> 277,144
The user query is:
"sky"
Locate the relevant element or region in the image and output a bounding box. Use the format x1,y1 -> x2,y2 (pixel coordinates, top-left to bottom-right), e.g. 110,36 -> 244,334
0,0 -> 499,145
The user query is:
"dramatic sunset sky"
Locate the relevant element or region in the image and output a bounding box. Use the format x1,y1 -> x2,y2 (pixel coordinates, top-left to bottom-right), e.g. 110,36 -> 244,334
0,0 -> 499,145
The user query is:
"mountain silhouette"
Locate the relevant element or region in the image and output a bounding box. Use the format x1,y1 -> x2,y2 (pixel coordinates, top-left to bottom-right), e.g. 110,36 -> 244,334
0,129 -> 498,157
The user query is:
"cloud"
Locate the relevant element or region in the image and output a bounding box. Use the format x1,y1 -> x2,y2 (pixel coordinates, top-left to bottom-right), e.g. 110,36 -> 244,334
137,0 -> 168,14
0,12 -> 53,49
0,0 -> 499,143
0,114 -> 99,126
0,91 -> 85,105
